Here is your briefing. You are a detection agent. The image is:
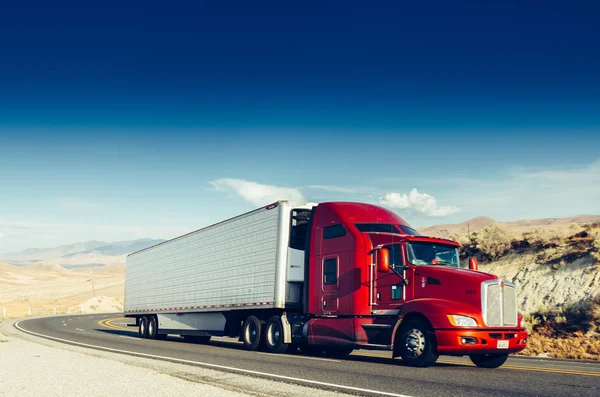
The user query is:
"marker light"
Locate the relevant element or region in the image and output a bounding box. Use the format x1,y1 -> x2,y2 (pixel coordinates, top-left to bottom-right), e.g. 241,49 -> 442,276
448,315 -> 477,327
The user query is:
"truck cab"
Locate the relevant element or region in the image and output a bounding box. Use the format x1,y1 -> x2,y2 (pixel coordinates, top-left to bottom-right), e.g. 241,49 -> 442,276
303,202 -> 528,368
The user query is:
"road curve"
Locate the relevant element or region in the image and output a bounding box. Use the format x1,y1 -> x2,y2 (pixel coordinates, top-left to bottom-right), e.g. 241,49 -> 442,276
15,314 -> 600,397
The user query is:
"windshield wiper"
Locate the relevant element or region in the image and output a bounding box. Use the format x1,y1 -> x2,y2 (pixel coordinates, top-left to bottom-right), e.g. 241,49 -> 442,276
435,260 -> 455,267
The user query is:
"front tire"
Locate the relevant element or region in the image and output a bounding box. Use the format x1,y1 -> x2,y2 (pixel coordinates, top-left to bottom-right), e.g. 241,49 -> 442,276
265,315 -> 288,353
469,353 -> 509,368
138,316 -> 149,339
242,315 -> 263,351
397,319 -> 439,367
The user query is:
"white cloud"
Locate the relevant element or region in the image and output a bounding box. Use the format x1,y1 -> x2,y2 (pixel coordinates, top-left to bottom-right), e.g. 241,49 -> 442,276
380,188 -> 460,217
210,178 -> 306,206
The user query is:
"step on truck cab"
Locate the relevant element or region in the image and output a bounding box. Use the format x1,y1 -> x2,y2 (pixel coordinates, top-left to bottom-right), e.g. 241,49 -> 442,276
124,201 -> 527,368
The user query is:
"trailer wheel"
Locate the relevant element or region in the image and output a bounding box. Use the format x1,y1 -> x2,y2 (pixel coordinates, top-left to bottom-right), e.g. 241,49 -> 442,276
397,319 -> 438,367
138,316 -> 149,339
265,315 -> 288,354
147,316 -> 158,339
242,315 -> 263,351
469,353 -> 509,368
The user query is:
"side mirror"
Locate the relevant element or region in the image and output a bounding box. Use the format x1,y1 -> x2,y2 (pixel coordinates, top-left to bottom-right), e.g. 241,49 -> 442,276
469,257 -> 479,271
376,248 -> 390,273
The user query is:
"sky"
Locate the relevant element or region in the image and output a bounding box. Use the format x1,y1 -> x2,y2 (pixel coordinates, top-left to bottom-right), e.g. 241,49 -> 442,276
1,1 -> 599,252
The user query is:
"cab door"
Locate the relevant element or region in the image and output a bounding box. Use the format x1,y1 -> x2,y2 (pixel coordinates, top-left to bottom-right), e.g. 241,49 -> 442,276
373,243 -> 415,308
316,224 -> 354,316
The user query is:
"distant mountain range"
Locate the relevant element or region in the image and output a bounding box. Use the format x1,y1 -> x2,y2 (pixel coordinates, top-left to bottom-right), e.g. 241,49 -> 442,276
0,238 -> 165,267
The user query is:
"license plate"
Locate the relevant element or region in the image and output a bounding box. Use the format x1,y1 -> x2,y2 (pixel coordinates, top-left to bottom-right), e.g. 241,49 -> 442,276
497,340 -> 509,349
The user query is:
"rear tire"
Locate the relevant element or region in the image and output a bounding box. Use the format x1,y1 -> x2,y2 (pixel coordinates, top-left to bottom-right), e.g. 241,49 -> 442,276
397,319 -> 438,367
138,316 -> 149,339
469,353 -> 509,368
265,315 -> 288,354
147,316 -> 158,339
242,315 -> 263,351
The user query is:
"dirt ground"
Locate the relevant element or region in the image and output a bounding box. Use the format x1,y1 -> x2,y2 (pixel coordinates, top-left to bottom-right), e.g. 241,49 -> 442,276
0,262 -> 124,318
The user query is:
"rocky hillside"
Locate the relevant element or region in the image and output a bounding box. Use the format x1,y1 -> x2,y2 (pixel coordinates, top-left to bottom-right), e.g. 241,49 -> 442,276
480,253 -> 599,313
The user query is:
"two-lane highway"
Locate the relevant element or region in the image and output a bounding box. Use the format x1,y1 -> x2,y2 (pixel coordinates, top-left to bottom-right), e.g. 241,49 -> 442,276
16,314 -> 600,397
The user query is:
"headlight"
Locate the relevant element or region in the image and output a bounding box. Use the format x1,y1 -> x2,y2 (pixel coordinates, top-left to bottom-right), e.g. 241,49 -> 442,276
448,314 -> 477,327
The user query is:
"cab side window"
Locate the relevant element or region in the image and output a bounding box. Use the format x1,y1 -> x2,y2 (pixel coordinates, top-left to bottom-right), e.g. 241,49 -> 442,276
323,258 -> 338,285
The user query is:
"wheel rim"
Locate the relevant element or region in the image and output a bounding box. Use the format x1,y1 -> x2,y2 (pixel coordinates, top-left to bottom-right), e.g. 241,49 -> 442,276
267,323 -> 280,347
148,320 -> 154,336
246,321 -> 257,344
404,328 -> 426,358
140,320 -> 146,335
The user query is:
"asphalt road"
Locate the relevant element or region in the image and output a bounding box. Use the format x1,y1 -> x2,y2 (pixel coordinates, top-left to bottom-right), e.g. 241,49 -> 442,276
15,314 -> 600,397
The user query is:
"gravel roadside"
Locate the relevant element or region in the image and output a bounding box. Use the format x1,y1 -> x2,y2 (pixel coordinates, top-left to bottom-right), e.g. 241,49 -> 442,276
0,319 -> 354,397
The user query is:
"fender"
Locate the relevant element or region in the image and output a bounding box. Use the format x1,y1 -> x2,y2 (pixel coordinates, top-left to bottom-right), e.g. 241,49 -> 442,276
398,298 -> 482,329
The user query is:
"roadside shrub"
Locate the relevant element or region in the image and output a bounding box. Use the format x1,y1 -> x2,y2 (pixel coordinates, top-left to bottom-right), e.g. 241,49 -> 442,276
475,224 -> 514,260
528,295 -> 600,337
450,233 -> 470,247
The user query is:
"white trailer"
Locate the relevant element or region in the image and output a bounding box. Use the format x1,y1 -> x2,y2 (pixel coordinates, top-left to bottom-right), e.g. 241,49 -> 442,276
124,201 -> 313,350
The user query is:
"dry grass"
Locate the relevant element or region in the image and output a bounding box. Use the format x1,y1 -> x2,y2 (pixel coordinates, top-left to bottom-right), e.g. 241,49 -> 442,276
453,223 -> 600,267
518,295 -> 600,359
521,332 -> 600,360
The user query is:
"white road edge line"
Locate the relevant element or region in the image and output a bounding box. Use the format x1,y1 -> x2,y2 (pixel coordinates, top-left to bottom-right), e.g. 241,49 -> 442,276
256,352 -> 340,363
15,320 -> 413,397
76,328 -> 85,332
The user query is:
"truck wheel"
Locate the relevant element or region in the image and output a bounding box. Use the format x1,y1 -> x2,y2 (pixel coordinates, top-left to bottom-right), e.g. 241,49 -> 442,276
397,319 -> 438,367
469,353 -> 509,368
148,316 -> 158,339
242,315 -> 263,351
265,315 -> 288,354
138,316 -> 149,339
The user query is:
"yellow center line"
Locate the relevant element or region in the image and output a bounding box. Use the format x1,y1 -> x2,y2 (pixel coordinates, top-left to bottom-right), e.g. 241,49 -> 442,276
97,318 -> 132,332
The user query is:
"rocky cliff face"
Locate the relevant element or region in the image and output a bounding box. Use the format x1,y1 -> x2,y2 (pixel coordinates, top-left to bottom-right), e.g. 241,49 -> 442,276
481,253 -> 600,313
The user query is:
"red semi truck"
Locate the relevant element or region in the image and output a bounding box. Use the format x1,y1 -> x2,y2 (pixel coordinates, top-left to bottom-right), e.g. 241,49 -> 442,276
125,201 -> 527,368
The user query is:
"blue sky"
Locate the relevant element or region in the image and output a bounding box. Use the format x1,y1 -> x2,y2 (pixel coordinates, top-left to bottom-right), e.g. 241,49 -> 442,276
1,1 -> 599,252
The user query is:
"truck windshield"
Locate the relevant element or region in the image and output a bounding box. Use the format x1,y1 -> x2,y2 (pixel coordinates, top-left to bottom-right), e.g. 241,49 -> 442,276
406,242 -> 460,268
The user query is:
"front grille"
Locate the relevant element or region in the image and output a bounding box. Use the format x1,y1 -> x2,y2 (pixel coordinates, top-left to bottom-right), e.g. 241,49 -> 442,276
482,280 -> 518,327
